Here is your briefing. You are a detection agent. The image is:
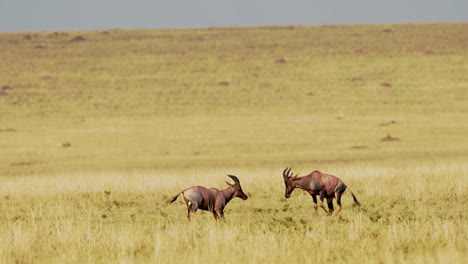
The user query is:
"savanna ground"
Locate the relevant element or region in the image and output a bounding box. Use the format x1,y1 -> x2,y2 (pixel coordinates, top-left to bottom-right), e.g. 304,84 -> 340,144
0,23 -> 467,263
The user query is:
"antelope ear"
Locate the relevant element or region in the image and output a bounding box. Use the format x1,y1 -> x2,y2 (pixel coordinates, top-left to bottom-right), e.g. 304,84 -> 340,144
226,181 -> 234,186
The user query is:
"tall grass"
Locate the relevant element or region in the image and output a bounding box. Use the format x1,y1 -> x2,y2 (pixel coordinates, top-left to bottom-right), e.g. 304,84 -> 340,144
1,160 -> 467,263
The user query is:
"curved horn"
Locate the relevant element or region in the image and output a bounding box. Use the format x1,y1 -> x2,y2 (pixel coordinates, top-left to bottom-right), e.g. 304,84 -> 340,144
227,175 -> 241,185
283,167 -> 292,180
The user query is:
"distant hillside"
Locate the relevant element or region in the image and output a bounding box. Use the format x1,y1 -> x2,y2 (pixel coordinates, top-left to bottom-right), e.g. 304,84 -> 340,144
1,23 -> 467,118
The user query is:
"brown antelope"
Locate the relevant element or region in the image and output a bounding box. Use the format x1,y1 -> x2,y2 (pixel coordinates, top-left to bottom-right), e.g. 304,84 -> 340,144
282,167 -> 360,215
169,175 -> 248,221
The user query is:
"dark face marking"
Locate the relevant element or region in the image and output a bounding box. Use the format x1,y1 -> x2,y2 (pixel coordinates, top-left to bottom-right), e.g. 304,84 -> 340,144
284,179 -> 294,198
236,185 -> 248,200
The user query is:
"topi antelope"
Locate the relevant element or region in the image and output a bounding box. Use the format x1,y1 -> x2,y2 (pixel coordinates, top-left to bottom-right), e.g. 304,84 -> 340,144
282,167 -> 360,216
169,175 -> 248,221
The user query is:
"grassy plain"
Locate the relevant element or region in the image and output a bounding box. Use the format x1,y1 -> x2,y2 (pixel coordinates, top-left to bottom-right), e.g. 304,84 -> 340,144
0,23 -> 467,263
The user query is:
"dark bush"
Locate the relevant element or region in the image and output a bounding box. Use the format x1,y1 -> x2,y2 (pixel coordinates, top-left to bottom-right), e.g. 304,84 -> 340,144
70,36 -> 86,42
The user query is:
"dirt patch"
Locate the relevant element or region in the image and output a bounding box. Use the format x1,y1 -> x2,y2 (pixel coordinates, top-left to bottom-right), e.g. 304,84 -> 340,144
381,82 -> 392,88
218,81 -> 229,87
350,145 -> 368,149
275,58 -> 287,64
354,48 -> 367,55
41,76 -> 53,81
424,50 -> 435,55
380,134 -> 400,142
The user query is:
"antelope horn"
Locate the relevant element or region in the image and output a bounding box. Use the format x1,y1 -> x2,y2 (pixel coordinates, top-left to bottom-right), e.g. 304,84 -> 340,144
283,167 -> 292,180
227,175 -> 240,185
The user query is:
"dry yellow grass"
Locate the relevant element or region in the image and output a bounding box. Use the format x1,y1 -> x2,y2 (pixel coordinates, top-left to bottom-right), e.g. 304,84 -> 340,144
1,160 -> 467,263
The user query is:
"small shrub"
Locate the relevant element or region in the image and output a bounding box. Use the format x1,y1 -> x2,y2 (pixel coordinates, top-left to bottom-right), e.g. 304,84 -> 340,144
380,134 -> 400,142
70,36 -> 86,42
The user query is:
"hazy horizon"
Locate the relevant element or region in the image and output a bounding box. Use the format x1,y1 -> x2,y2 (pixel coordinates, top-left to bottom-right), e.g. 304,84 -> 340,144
1,1 -> 467,32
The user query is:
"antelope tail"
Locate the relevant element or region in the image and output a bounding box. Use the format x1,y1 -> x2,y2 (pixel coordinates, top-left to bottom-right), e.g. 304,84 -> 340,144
348,189 -> 361,206
169,192 -> 181,203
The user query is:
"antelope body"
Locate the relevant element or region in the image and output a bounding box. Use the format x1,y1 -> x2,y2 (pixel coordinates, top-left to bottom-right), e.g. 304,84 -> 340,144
170,175 -> 248,221
283,167 -> 360,215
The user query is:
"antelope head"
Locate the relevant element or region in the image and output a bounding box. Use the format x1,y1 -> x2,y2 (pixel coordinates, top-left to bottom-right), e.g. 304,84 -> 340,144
226,175 -> 248,200
283,167 -> 297,198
